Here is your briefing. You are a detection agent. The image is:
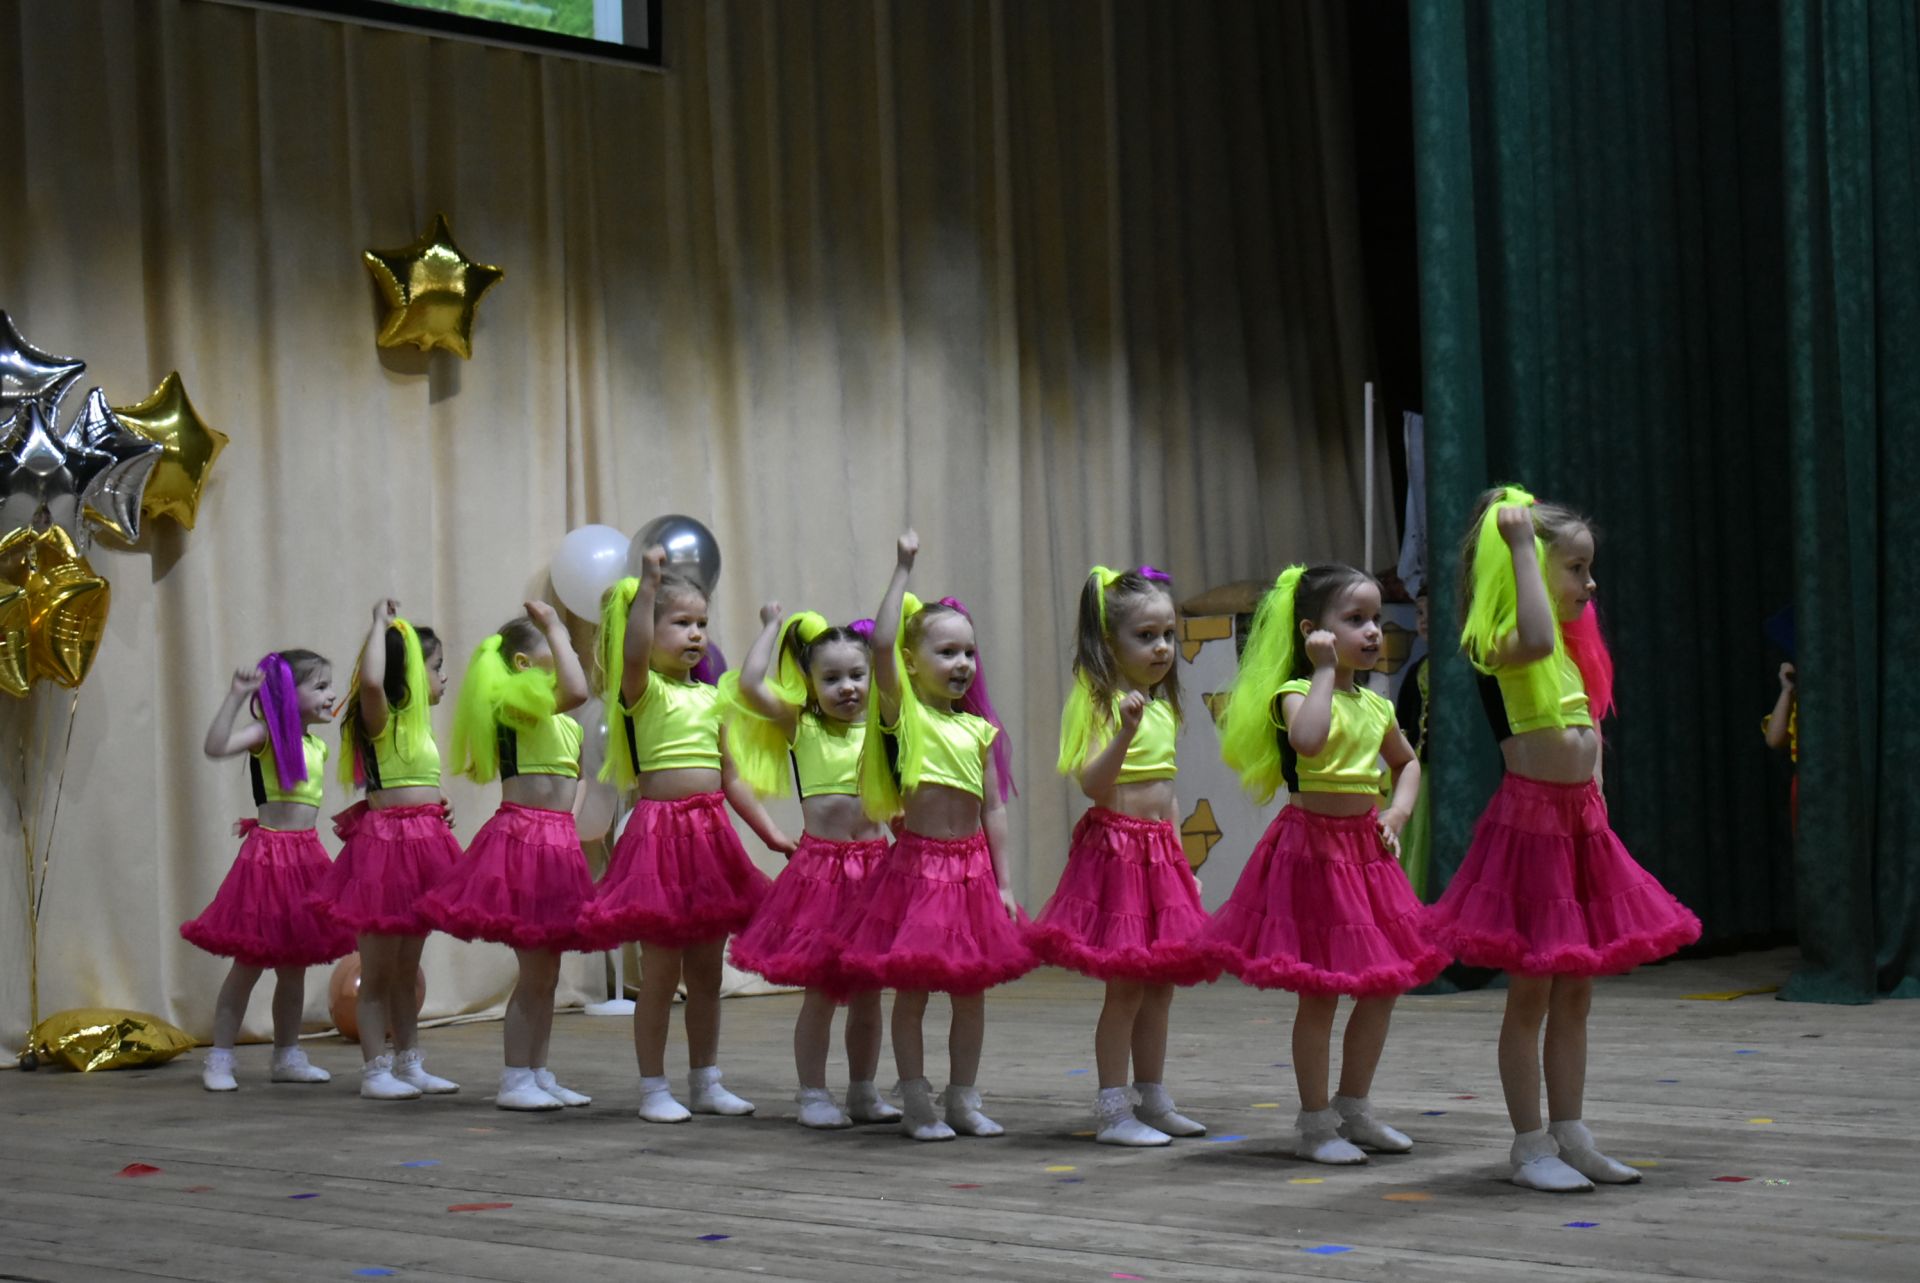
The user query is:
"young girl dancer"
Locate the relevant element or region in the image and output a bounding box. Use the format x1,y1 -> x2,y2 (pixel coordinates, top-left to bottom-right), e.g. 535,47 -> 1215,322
1030,566 -> 1218,1146
725,605 -> 903,1129
422,600 -> 597,1111
578,549 -> 791,1122
834,531 -> 1036,1141
1427,487 -> 1700,1192
321,599 -> 462,1100
1204,565 -> 1445,1164
184,652 -> 354,1090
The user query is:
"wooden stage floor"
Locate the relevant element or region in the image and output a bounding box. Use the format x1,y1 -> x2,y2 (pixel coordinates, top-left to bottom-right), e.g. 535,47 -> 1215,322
2,949 -> 1911,1282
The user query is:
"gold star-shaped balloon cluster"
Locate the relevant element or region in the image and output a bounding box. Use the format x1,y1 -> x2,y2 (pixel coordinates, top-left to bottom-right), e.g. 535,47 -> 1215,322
0,311 -> 231,696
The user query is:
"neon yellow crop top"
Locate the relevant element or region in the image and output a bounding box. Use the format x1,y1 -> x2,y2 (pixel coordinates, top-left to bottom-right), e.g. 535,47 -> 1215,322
622,675 -> 724,773
792,713 -> 864,799
252,733 -> 327,808
358,716 -> 441,790
899,708 -> 997,799
1273,679 -> 1393,795
500,713 -> 582,779
1105,697 -> 1177,784
1483,648 -> 1592,738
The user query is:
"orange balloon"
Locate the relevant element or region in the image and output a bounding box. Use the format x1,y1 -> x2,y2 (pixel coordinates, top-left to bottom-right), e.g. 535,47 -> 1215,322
326,952 -> 428,1043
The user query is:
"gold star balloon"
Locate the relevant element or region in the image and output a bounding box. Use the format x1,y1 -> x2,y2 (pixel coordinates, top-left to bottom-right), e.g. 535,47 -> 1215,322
25,525 -> 108,689
112,372 -> 228,530
0,525 -> 32,698
363,213 -> 505,359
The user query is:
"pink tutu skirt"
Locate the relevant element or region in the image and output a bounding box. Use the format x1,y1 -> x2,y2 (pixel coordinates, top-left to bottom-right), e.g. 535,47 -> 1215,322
1424,774 -> 1701,975
1202,806 -> 1448,997
729,833 -> 891,989
1028,808 -> 1220,985
578,791 -> 773,949
420,802 -> 596,952
312,802 -> 462,937
832,829 -> 1038,996
180,822 -> 356,968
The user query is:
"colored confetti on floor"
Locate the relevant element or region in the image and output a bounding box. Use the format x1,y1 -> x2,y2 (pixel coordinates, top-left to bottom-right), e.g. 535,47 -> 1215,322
950,1183 -> 981,1190
1302,1245 -> 1352,1255
448,1203 -> 513,1213
1045,1165 -> 1077,1173
352,1271 -> 397,1278
289,1193 -> 321,1199
1207,1134 -> 1249,1143
400,1159 -> 440,1168
1565,1221 -> 1598,1229
1712,1176 -> 1752,1183
1383,1192 -> 1432,1202
1749,1118 -> 1775,1125
1289,1178 -> 1325,1185
116,1163 -> 162,1178
697,1234 -> 731,1242
1420,1110 -> 1446,1116
1251,1102 -> 1281,1109
1451,1094 -> 1477,1100
1626,1161 -> 1659,1169
1066,1068 -> 1090,1076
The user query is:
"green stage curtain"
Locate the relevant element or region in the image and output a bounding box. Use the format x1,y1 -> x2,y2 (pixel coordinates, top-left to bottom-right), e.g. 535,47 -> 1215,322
1778,0 -> 1920,1001
1411,1 -> 1797,963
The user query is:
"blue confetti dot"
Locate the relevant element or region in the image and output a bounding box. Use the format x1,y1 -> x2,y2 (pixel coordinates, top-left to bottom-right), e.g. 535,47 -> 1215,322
1657,1078 -> 1680,1084
697,1234 -> 731,1242
1734,1049 -> 1759,1055
1065,1068 -> 1090,1076
1420,1110 -> 1446,1116
1302,1245 -> 1353,1255
354,1271 -> 397,1278
400,1160 -> 440,1168
289,1193 -> 320,1200
1207,1133 -> 1249,1143
1564,1221 -> 1598,1229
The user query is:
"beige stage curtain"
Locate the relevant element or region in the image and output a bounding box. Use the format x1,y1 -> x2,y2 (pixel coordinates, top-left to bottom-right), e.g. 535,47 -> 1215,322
0,0 -> 1386,1051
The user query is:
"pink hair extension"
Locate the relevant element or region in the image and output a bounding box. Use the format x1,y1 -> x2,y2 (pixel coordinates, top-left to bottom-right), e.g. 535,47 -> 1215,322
936,596 -> 1015,801
1562,601 -> 1616,723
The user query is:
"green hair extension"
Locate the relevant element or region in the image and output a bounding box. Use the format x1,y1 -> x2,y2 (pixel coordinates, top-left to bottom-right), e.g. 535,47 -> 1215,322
1217,566 -> 1306,803
722,610 -> 831,797
449,635 -> 559,784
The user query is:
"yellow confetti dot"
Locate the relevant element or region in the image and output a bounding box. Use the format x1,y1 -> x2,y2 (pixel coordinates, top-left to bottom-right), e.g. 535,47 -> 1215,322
1045,1165 -> 1077,1173
1625,1160 -> 1659,1169
1288,1177 -> 1325,1185
1251,1103 -> 1281,1109
1748,1118 -> 1775,1125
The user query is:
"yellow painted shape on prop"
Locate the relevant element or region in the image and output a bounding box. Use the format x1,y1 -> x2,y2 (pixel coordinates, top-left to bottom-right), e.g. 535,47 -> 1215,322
1680,987 -> 1780,1001
1178,613 -> 1232,662
1202,690 -> 1230,724
1181,798 -> 1221,870
1045,1165 -> 1077,1173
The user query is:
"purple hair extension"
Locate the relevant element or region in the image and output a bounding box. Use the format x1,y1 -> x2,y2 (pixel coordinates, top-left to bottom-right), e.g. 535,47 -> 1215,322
256,652 -> 308,791
691,642 -> 728,687
936,596 -> 1015,801
1137,564 -> 1173,584
846,618 -> 876,642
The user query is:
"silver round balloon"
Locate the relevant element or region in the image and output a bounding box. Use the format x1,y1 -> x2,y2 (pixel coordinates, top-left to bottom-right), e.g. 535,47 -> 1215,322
625,514 -> 721,594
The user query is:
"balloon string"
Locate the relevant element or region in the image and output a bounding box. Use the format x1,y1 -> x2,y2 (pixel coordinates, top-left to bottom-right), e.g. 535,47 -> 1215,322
13,693 -> 39,1037
33,690 -> 78,926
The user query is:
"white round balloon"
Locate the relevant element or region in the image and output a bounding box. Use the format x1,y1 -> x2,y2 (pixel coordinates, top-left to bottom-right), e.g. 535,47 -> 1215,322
550,525 -> 632,618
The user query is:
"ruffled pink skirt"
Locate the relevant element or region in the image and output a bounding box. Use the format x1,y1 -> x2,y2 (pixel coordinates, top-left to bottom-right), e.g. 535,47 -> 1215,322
832,829 -> 1037,996
729,833 -> 890,989
180,822 -> 356,968
1028,808 -> 1220,985
313,802 -> 462,937
1202,806 -> 1448,997
421,802 -> 596,952
1424,774 -> 1701,975
578,791 -> 772,949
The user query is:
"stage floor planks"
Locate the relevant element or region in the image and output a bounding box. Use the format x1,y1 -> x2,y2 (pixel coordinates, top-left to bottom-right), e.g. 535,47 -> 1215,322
3,949 -> 1913,1282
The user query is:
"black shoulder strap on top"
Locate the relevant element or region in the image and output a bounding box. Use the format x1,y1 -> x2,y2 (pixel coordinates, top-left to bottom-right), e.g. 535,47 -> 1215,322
1477,670 -> 1514,742
498,725 -> 520,779
248,754 -> 268,805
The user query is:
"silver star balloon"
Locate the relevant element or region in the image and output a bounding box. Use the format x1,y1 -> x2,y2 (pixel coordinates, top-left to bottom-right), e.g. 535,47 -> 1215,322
60,388 -> 161,542
0,311 -> 85,422
0,401 -> 79,535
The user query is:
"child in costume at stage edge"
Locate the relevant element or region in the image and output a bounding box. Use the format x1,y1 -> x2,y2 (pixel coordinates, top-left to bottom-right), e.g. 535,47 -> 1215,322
1030,565 -> 1219,1147
1203,564 -> 1446,1164
577,548 -> 792,1122
319,599 -> 463,1100
1763,660 -> 1798,830
725,605 -> 904,1129
833,530 -> 1036,1141
1426,487 -> 1700,1192
184,651 -> 355,1091
421,601 -> 597,1111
